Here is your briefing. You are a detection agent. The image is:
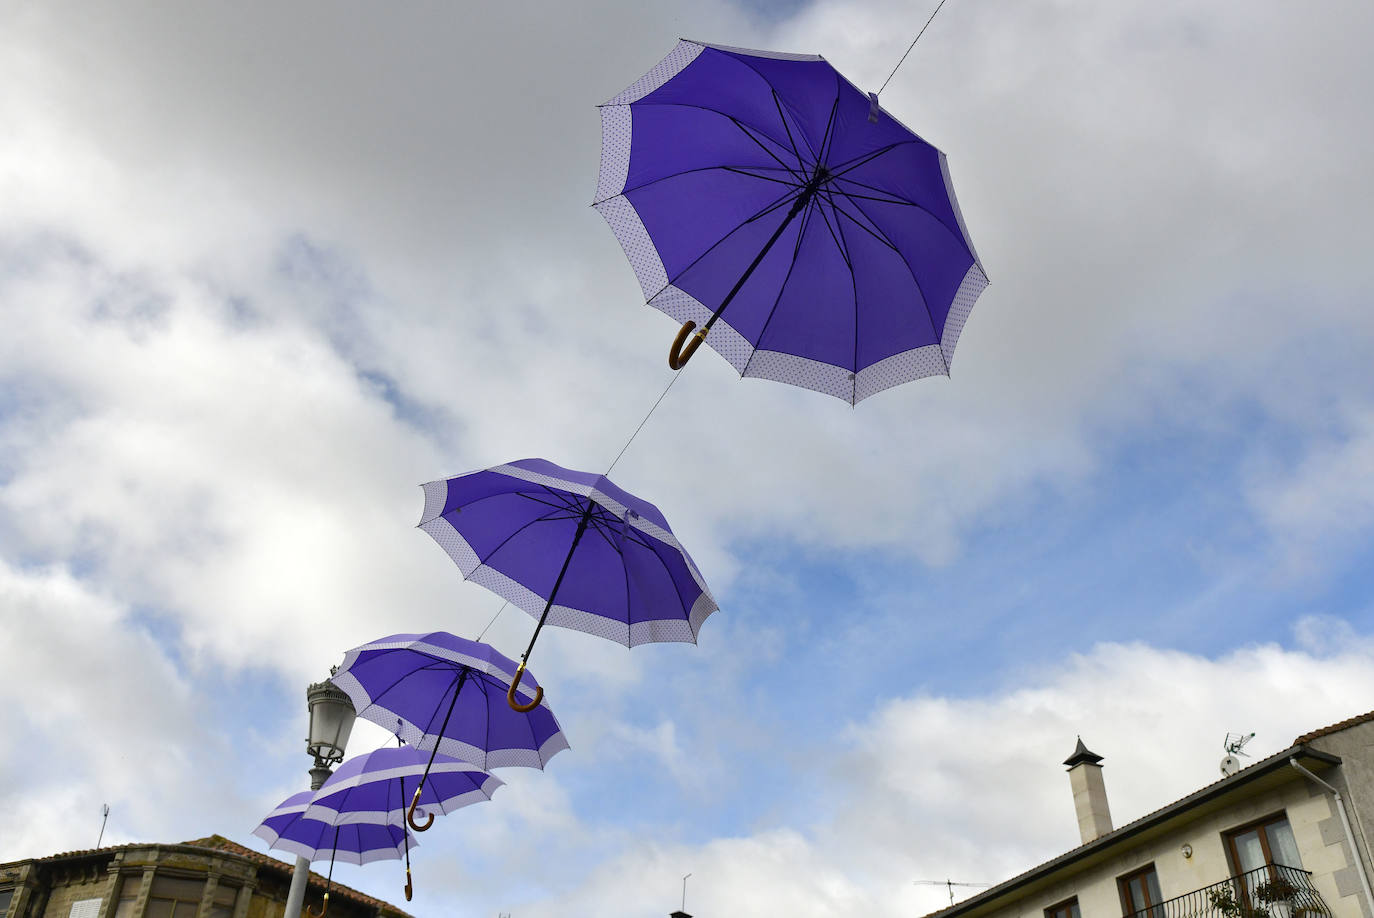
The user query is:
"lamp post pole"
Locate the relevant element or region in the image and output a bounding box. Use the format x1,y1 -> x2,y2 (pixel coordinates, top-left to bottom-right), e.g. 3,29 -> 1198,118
283,677 -> 356,918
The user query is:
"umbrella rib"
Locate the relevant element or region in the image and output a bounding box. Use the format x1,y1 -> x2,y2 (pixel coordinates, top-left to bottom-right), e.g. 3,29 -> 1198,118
823,193 -> 903,255
710,50 -> 822,162
828,193 -> 939,346
831,173 -> 976,249
349,652 -> 459,724
616,100 -> 805,160
814,83 -> 842,171
814,189 -> 856,272
818,192 -> 863,387
729,114 -> 807,182
721,166 -> 806,190
767,91 -> 813,176
740,197 -> 814,378
824,141 -> 910,178
613,163 -> 799,202
470,496 -> 593,575
643,184 -> 805,301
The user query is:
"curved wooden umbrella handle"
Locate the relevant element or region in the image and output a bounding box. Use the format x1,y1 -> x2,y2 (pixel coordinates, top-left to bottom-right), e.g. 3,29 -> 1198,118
406,787 -> 434,833
305,893 -> 329,918
404,868 -> 413,902
668,321 -> 708,370
506,662 -> 543,713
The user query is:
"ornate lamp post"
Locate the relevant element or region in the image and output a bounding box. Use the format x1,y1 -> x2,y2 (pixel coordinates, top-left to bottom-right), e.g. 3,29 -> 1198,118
283,675 -> 356,918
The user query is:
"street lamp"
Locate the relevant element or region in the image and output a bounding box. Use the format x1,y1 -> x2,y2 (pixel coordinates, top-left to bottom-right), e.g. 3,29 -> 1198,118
284,673 -> 357,918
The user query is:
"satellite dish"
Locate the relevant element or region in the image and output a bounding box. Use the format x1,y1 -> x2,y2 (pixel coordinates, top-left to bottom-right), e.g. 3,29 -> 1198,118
1220,754 -> 1242,776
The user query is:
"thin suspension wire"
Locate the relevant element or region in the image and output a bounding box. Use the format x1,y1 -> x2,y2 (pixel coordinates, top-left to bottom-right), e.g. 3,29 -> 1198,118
475,601 -> 508,641
605,369 -> 682,476
877,0 -> 950,96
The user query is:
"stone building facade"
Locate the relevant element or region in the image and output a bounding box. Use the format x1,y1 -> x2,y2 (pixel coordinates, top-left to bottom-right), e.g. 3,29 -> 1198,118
0,835 -> 409,918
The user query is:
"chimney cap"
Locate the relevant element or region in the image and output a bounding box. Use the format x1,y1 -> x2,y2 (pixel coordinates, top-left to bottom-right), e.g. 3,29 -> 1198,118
670,912 -> 693,918
1064,736 -> 1104,768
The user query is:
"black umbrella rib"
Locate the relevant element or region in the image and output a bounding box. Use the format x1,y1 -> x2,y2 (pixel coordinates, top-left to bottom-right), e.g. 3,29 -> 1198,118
721,167 -> 808,190
813,190 -> 856,271
648,184 -> 805,299
739,201 -> 813,379
820,193 -> 862,385
621,100 -> 803,166
829,196 -> 938,343
614,163 -> 797,201
472,499 -> 591,572
814,83 -> 842,170
768,91 -> 813,175
728,115 -> 806,182
824,140 -> 911,178
827,199 -> 904,260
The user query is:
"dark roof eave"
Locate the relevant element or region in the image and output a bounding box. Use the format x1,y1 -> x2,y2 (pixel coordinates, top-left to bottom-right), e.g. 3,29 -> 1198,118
929,744 -> 1341,918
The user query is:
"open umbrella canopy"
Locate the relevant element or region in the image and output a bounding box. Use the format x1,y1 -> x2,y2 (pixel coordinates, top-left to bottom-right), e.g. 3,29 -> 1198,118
305,746 -> 503,826
419,458 -> 717,648
595,39 -> 988,404
332,631 -> 569,771
253,791 -> 415,866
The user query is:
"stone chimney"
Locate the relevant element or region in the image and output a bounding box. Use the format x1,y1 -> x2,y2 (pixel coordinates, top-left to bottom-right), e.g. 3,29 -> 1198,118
1064,736 -> 1113,844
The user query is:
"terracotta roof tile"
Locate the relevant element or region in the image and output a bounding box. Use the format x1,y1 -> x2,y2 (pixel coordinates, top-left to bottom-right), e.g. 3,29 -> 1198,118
184,836 -> 412,917
1292,709 -> 1374,745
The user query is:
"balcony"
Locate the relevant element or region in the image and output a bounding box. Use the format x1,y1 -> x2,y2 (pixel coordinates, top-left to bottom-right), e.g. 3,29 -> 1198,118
1127,865 -> 1332,918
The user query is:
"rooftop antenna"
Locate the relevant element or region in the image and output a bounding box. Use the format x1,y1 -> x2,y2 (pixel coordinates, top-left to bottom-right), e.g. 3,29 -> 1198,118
915,879 -> 993,906
97,803 -> 110,847
681,873 -> 692,912
1220,732 -> 1255,777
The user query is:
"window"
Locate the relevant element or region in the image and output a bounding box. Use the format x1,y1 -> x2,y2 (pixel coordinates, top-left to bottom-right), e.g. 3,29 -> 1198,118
68,900 -> 101,918
1226,814 -> 1303,910
1119,864 -> 1164,918
1226,814 -> 1302,871
1046,897 -> 1082,918
207,882 -> 238,918
145,876 -> 205,918
0,888 -> 13,915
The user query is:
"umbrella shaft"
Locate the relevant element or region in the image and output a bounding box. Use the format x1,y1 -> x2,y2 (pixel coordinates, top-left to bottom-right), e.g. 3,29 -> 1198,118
522,506 -> 594,662
418,666 -> 471,788
704,179 -> 819,334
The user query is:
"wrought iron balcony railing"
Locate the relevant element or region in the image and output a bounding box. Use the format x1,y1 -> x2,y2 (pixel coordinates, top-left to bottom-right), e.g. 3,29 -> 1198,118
1126,865 -> 1331,918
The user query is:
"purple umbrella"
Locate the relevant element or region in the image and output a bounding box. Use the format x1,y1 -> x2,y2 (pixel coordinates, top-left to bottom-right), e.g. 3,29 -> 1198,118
304,746 -> 502,901
595,39 -> 988,404
254,791 -> 415,864
331,631 -> 569,831
254,790 -> 417,914
418,458 -> 717,709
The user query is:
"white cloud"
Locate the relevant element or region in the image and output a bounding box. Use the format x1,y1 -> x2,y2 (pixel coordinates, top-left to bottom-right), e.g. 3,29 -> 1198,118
508,624 -> 1374,918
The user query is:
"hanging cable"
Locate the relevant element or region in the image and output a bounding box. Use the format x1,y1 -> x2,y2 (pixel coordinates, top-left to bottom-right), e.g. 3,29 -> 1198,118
605,369 -> 682,476
877,0 -> 950,96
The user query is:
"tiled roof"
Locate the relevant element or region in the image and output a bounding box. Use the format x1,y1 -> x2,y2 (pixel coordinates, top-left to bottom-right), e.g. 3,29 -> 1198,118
1292,708 -> 1374,745
8,836 -> 409,918
184,836 -> 412,917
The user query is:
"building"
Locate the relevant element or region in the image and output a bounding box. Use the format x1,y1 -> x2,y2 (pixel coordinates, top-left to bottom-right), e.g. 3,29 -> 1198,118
0,835 -> 411,918
932,711 -> 1374,918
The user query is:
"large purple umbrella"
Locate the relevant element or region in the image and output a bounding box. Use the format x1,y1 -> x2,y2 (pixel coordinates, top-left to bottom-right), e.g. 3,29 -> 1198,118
331,631 -> 569,779
302,746 -> 502,900
254,791 -> 415,865
418,458 -> 717,708
255,789 -> 420,911
595,39 -> 988,404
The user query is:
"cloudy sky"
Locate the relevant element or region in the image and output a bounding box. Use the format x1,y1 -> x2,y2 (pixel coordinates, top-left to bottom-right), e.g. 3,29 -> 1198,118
3,1 -> 1373,916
